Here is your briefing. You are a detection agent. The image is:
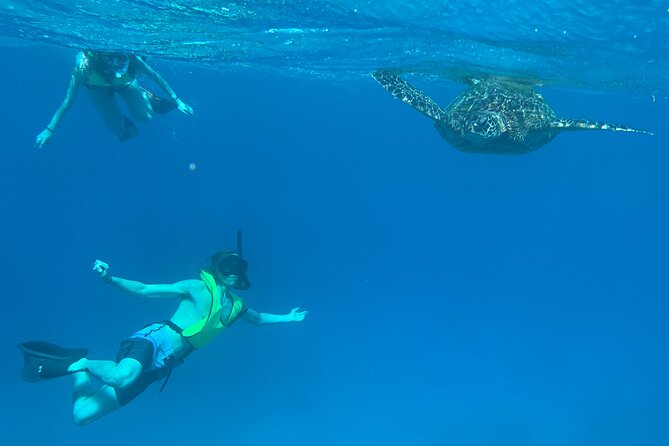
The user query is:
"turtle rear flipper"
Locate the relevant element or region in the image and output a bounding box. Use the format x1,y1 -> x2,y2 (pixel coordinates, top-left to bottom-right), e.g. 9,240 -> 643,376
550,118 -> 654,135
372,70 -> 446,122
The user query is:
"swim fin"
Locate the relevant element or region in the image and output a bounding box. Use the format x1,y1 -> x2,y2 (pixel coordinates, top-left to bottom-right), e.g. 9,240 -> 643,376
17,341 -> 89,383
145,90 -> 177,115
119,116 -> 139,142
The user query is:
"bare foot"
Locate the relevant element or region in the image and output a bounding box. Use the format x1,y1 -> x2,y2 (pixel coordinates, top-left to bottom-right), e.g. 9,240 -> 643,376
68,357 -> 89,373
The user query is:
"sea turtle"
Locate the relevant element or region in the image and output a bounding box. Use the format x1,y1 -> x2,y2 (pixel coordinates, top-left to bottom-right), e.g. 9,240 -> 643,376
372,70 -> 652,155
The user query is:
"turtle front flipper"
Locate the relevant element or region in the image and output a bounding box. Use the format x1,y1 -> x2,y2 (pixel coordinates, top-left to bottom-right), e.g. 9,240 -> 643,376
550,118 -> 654,135
372,70 -> 446,122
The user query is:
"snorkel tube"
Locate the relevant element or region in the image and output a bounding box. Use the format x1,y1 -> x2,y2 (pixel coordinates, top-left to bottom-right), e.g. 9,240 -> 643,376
237,228 -> 244,259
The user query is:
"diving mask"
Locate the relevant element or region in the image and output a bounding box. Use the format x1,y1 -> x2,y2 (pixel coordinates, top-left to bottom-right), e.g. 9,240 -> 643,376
101,53 -> 129,78
217,253 -> 248,277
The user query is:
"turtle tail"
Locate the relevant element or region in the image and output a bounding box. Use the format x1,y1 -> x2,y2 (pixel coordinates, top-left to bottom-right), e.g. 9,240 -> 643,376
550,118 -> 654,135
372,70 -> 446,122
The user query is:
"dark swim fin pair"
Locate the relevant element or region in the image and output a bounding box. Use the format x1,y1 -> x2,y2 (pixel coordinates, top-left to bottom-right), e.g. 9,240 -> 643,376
144,89 -> 178,115
118,90 -> 176,143
17,341 -> 88,383
119,116 -> 139,142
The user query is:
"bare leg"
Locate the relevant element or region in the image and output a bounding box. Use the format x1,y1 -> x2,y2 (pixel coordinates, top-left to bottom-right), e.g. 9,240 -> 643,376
119,81 -> 153,123
85,87 -> 126,137
71,370 -> 120,425
69,358 -> 142,426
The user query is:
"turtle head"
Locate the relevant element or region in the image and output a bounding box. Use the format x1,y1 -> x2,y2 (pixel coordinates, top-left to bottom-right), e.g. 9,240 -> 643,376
463,111 -> 506,144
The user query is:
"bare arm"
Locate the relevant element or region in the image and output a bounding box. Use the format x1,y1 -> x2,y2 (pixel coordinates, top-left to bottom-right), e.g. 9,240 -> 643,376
92,259 -> 197,299
136,57 -> 179,100
242,307 -> 308,325
35,54 -> 87,148
46,67 -> 84,129
107,277 -> 198,299
135,57 -> 194,115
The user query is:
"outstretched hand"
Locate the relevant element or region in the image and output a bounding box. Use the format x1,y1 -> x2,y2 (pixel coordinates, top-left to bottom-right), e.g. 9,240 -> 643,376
289,307 -> 308,322
175,98 -> 194,116
92,259 -> 111,282
35,128 -> 54,149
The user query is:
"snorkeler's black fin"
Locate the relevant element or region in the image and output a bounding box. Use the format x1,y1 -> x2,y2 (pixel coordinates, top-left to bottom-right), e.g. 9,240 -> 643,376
17,341 -> 89,383
151,95 -> 178,115
144,89 -> 178,115
119,116 -> 139,142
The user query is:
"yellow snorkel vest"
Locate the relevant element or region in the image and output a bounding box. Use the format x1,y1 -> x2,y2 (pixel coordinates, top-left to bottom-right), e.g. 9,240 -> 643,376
181,270 -> 246,349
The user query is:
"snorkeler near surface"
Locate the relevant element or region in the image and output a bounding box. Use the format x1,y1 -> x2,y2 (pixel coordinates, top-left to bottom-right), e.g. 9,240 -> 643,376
35,50 -> 194,148
372,70 -> 653,155
18,232 -> 308,425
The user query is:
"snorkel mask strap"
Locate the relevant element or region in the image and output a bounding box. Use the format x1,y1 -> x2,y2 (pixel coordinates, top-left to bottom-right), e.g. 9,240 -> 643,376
233,228 -> 251,290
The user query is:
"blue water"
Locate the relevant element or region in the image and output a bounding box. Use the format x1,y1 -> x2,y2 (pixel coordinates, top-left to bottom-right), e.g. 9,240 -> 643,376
0,1 -> 667,445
